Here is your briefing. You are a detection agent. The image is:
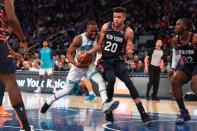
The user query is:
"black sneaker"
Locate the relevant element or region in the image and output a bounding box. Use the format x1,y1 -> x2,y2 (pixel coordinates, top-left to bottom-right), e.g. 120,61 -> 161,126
105,112 -> 114,123
40,102 -> 51,113
176,109 -> 191,124
140,113 -> 152,124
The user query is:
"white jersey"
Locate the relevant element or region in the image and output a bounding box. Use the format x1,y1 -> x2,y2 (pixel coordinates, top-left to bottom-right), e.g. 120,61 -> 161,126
67,32 -> 101,83
75,32 -> 96,64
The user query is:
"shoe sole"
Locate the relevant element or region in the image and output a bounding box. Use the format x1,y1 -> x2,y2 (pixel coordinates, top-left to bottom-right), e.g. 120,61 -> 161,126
104,101 -> 119,114
175,118 -> 191,124
144,119 -> 155,125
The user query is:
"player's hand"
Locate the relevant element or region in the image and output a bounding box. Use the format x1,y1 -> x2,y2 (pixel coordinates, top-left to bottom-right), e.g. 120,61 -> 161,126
19,41 -> 29,58
168,68 -> 175,79
144,66 -> 149,73
15,53 -> 24,61
84,51 -> 93,58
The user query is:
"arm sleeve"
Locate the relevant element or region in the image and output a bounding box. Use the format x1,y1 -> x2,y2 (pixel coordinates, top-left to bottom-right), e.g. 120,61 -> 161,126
171,48 -> 180,69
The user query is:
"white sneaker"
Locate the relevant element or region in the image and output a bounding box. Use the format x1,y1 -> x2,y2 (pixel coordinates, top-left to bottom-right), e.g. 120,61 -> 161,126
102,101 -> 119,114
34,87 -> 41,93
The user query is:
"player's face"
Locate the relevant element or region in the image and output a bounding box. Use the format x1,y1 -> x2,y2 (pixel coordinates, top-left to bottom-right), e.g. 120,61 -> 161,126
86,25 -> 98,39
156,40 -> 163,48
113,13 -> 126,27
43,41 -> 48,47
175,20 -> 186,34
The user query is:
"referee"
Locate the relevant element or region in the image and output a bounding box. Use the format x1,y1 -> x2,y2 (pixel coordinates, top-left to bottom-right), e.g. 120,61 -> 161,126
144,39 -> 164,100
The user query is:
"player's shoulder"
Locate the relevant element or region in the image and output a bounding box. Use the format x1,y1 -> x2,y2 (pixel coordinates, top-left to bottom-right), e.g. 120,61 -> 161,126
172,35 -> 179,44
101,22 -> 110,31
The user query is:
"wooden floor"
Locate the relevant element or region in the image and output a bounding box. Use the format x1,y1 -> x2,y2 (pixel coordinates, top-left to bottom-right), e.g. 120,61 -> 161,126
3,92 -> 197,115
2,92 -> 197,131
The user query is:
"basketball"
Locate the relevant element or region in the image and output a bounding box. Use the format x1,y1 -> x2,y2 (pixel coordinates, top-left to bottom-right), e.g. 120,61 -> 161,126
77,51 -> 93,66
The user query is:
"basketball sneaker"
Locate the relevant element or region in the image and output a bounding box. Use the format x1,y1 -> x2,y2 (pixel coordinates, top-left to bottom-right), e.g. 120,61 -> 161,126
34,87 -> 41,93
102,101 -> 119,114
176,109 -> 191,124
140,113 -> 152,125
40,102 -> 51,114
105,111 -> 114,123
86,94 -> 97,101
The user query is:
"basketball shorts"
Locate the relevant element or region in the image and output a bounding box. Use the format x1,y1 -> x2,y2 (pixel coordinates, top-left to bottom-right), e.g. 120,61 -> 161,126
0,43 -> 16,74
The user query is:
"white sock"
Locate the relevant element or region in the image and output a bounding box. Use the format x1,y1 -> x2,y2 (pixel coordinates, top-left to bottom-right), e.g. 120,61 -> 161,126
89,91 -> 94,95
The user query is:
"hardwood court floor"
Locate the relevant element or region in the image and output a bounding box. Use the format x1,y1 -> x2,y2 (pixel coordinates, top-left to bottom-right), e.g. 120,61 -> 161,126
1,92 -> 197,131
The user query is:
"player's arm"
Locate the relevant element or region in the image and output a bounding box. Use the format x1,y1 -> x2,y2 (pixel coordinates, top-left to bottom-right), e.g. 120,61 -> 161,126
192,34 -> 197,49
160,58 -> 165,72
87,23 -> 109,54
5,0 -> 29,55
7,42 -> 24,61
144,54 -> 150,73
66,35 -> 82,67
125,27 -> 134,57
171,36 -> 180,69
168,36 -> 180,78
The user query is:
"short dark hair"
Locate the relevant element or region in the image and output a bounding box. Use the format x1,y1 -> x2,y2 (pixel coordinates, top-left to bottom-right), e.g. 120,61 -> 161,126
179,18 -> 191,29
113,7 -> 127,14
86,21 -> 97,28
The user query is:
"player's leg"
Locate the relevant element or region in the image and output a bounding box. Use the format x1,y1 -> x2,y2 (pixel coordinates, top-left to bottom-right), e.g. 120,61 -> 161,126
40,66 -> 83,113
171,66 -> 191,124
0,44 -> 30,130
0,80 -> 12,117
146,65 -> 154,100
0,74 -> 30,130
151,67 -> 161,100
82,77 -> 96,101
34,68 -> 45,93
47,68 -> 56,93
115,61 -> 151,124
102,61 -> 116,102
191,65 -> 197,94
88,66 -> 119,122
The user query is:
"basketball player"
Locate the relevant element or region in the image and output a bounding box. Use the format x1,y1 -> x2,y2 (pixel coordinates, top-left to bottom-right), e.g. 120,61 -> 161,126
144,39 -> 164,100
0,43 -> 23,118
34,40 -> 56,93
40,21 -> 119,115
169,18 -> 197,124
0,0 -> 31,130
87,7 -> 151,124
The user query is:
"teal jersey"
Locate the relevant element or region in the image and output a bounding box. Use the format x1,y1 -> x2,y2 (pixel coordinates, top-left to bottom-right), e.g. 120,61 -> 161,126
39,47 -> 54,69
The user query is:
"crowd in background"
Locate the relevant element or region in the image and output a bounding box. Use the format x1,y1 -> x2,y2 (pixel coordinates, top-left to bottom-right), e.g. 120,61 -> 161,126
8,0 -> 196,73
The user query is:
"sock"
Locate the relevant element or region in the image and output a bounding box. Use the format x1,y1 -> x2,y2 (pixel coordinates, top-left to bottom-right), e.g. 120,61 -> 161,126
176,98 -> 186,110
89,91 -> 94,95
13,102 -> 30,130
136,102 -> 146,115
